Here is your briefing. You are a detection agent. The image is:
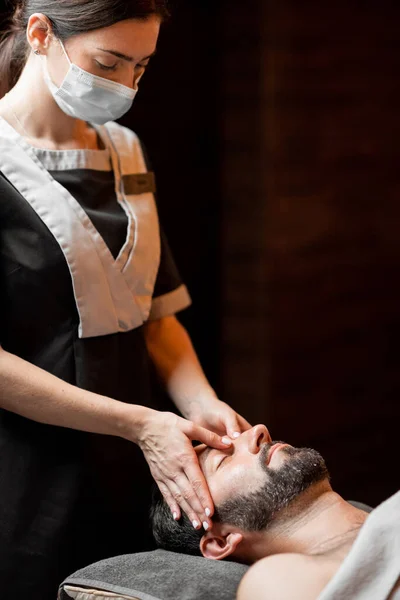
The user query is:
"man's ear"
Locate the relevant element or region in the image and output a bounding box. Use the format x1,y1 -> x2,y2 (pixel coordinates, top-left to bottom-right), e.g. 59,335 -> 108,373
200,526 -> 244,561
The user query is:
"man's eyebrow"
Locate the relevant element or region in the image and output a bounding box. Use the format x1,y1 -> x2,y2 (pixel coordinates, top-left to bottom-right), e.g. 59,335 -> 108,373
96,48 -> 157,63
200,446 -> 226,474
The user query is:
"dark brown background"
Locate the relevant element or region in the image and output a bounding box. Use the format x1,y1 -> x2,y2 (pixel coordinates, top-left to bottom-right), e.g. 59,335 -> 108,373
1,0 -> 399,507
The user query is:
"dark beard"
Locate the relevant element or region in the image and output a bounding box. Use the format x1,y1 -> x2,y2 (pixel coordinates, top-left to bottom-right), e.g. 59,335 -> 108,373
213,443 -> 330,532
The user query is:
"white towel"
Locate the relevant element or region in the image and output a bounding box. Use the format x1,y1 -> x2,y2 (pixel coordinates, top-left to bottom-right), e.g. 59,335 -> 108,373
318,491 -> 400,600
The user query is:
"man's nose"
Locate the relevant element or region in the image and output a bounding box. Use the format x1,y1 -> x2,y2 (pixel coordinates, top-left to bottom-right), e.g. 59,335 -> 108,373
244,424 -> 272,455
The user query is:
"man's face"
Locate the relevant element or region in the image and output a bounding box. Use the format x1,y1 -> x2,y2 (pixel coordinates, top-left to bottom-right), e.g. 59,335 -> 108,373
195,425 -> 273,505
195,425 -> 330,531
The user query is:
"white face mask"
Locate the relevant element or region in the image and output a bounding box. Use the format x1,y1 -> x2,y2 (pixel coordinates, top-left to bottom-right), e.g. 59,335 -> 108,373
42,39 -> 138,125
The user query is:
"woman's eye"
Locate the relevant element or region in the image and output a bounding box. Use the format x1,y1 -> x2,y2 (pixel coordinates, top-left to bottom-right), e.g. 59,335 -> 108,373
95,60 -> 118,72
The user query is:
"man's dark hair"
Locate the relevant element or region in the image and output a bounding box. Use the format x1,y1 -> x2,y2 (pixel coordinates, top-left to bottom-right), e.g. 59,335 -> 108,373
150,485 -> 204,556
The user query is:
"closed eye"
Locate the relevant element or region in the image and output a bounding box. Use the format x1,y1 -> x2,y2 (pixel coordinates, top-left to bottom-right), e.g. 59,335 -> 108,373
95,60 -> 118,72
217,455 -> 230,470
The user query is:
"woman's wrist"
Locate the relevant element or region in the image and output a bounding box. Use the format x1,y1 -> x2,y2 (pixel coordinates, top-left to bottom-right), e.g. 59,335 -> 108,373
118,403 -> 156,444
178,389 -> 219,421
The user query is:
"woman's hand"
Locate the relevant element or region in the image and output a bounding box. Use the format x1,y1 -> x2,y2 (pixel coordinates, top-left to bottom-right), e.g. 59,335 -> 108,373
137,409 -> 232,529
187,396 -> 252,439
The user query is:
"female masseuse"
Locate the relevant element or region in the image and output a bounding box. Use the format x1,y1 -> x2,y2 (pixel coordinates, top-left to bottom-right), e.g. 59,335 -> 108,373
0,1 -> 251,597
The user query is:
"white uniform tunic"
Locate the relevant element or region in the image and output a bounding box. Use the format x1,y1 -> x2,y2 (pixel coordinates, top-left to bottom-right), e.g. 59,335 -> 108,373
0,117 -> 191,600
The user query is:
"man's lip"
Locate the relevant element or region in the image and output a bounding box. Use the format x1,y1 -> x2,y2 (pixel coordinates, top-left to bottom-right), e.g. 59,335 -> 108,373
267,443 -> 288,465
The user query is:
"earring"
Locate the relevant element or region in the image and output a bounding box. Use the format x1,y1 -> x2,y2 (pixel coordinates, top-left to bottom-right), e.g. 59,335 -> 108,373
33,49 -> 40,55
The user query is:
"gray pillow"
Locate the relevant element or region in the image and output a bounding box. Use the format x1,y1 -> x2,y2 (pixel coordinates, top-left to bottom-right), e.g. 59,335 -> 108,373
59,549 -> 249,600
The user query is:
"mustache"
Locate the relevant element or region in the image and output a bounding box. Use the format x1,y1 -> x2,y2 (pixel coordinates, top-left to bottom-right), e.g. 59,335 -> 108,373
259,440 -> 297,467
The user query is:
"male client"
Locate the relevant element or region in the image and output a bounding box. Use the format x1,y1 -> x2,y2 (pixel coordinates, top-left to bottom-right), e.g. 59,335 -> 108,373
151,425 -> 400,599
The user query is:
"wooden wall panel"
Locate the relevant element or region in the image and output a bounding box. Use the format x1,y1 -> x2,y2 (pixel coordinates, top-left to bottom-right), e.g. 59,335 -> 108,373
221,0 -> 400,505
219,0 -> 271,426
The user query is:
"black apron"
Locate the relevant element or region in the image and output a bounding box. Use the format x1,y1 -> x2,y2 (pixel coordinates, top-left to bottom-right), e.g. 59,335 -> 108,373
0,117 -> 191,599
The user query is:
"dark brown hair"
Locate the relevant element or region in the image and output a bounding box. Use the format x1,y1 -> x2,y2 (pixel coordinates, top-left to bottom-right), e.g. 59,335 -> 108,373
0,0 -> 169,98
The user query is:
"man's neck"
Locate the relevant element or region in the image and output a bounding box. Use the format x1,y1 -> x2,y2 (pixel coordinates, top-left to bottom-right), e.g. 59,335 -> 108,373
240,482 -> 368,563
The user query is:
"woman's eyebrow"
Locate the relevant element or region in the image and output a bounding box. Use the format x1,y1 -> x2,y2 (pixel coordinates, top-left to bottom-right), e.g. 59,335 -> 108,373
96,48 -> 157,62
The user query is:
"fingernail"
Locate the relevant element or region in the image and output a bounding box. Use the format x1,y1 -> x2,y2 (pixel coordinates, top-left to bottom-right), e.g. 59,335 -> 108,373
192,520 -> 199,529
222,437 -> 232,446
173,512 -> 178,521
205,508 -> 211,517
233,432 -> 241,438
203,521 -> 209,531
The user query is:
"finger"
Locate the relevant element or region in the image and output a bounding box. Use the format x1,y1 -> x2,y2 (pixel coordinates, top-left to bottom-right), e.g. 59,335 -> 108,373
174,471 -> 211,526
184,458 -> 214,523
224,415 -> 243,439
157,480 -> 181,521
183,422 -> 233,450
168,476 -> 206,530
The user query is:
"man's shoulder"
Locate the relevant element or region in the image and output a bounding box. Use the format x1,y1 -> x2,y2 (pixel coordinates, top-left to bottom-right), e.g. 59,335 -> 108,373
237,553 -> 332,600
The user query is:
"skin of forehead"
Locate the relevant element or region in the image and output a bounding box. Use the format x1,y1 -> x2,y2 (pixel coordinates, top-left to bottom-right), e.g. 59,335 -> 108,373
64,18 -> 160,69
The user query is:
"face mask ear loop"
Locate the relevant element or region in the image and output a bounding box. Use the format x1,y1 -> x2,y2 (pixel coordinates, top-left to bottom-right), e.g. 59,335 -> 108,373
58,38 -> 72,66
